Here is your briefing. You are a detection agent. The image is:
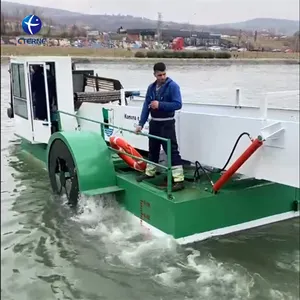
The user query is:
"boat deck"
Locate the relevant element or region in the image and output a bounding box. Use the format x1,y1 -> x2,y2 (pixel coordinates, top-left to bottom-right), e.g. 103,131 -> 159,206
111,153 -> 298,242
112,154 -> 270,203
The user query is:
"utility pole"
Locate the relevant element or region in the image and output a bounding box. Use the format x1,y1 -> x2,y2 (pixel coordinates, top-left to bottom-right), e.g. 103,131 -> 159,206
157,12 -> 162,43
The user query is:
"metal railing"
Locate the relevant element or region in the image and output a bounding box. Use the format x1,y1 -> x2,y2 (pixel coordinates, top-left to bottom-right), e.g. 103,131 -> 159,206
130,88 -> 300,110
57,110 -> 174,198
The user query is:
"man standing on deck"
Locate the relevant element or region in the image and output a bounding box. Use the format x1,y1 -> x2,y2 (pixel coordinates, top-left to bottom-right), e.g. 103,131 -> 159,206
135,62 -> 184,192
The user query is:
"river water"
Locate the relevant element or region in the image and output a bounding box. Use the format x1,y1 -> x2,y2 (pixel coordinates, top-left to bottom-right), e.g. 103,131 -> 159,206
1,62 -> 299,300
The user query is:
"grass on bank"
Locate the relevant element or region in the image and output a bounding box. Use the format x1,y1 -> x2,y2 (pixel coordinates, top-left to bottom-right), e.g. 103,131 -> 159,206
135,50 -> 231,59
226,36 -> 297,51
1,45 -> 135,57
134,49 -> 299,59
1,45 -> 299,60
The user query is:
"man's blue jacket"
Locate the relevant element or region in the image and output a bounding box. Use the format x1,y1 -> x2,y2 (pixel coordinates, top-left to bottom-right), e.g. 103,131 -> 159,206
138,77 -> 182,127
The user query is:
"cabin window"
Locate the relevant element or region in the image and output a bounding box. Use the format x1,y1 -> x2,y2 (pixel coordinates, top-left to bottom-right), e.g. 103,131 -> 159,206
18,65 -> 27,99
11,63 -> 28,119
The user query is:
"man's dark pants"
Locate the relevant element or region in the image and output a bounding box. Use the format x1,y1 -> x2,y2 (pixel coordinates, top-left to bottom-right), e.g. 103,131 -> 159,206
148,119 -> 182,168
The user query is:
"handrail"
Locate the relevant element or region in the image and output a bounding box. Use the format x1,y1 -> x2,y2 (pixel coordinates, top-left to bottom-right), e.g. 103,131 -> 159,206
132,95 -> 146,99
57,110 -> 173,199
57,110 -> 169,142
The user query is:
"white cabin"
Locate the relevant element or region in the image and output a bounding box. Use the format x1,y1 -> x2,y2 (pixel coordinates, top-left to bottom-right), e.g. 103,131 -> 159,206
8,56 -> 127,144
8,56 -> 77,143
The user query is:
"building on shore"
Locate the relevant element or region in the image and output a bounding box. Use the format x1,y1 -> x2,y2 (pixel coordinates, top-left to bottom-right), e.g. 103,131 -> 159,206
125,28 -> 221,46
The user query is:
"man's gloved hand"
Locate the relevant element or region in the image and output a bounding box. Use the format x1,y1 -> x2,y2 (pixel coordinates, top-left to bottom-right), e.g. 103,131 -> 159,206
135,125 -> 142,134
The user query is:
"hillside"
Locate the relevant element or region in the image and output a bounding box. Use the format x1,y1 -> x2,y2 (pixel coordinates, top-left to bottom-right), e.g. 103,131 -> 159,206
1,1 -> 299,35
213,18 -> 299,35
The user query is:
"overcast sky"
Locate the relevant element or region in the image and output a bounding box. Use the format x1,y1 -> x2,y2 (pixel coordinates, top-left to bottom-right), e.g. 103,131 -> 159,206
10,0 -> 300,24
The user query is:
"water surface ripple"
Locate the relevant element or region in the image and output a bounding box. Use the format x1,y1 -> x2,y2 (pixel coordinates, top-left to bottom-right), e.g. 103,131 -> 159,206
1,62 -> 299,300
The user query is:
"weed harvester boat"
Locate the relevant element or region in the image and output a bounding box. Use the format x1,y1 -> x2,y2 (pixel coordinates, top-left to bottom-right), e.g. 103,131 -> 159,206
7,56 -> 299,244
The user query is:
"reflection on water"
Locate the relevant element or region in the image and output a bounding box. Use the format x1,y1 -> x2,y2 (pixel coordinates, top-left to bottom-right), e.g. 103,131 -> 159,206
1,62 -> 299,300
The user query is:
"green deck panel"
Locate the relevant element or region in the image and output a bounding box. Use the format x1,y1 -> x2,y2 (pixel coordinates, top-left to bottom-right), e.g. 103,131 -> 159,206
116,174 -> 176,235
47,131 -> 118,193
173,182 -> 296,239
20,140 -> 47,162
295,187 -> 300,201
17,136 -> 299,241
82,186 -> 125,196
115,169 -> 299,239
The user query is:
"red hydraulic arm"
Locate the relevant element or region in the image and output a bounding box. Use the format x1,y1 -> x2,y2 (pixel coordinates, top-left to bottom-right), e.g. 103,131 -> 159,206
212,136 -> 264,193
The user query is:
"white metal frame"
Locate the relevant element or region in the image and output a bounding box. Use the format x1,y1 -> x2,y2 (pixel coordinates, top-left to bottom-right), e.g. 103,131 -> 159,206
26,62 -> 52,144
77,94 -> 299,188
10,61 -> 34,143
10,56 -> 78,143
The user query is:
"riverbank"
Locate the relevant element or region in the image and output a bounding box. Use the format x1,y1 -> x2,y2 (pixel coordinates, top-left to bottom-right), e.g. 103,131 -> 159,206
1,45 -> 299,64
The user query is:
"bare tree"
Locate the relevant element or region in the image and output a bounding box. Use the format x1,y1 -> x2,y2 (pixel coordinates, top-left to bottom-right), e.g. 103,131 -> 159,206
14,8 -> 22,34
69,24 -> 82,38
79,27 -> 87,38
22,8 -> 29,17
31,8 -> 43,18
60,24 -> 69,38
292,31 -> 300,52
44,18 -> 53,36
1,12 -> 6,35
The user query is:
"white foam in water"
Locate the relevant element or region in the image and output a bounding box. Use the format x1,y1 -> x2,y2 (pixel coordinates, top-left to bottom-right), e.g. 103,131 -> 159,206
70,195 -> 258,299
154,266 -> 185,288
154,247 -> 255,299
268,289 -> 295,300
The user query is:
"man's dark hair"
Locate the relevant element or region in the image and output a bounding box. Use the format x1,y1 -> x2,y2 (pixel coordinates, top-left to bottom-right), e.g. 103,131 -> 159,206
153,62 -> 166,72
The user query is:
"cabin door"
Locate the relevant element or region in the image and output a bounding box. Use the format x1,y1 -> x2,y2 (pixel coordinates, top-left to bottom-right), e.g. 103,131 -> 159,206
27,62 -> 52,144
10,62 -> 34,143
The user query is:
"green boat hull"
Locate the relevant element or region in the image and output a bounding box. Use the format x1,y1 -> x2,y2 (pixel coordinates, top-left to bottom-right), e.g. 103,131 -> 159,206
19,135 -> 300,244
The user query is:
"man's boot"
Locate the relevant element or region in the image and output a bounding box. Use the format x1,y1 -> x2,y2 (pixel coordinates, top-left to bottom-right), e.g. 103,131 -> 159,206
172,181 -> 184,192
136,173 -> 154,182
172,165 -> 185,191
136,163 -> 156,182
162,175 -> 185,192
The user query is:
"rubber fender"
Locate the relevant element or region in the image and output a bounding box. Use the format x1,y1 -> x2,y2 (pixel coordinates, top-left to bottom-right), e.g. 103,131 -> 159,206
47,131 -> 117,193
